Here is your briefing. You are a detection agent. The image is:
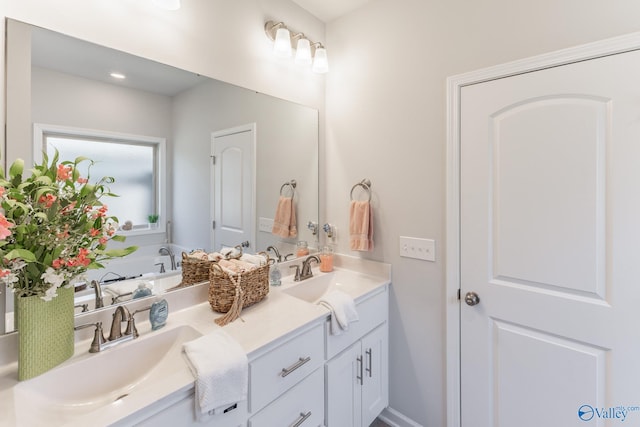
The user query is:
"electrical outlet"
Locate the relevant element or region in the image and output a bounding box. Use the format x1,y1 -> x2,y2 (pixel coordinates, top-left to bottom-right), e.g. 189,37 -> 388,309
259,217 -> 274,233
399,236 -> 435,262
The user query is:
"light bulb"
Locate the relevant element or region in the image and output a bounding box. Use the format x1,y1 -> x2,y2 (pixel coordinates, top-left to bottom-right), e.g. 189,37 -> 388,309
153,0 -> 181,10
312,46 -> 329,74
273,27 -> 292,59
295,38 -> 312,66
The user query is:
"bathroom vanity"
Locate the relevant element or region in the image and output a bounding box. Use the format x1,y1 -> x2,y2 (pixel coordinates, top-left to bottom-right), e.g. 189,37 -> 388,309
0,255 -> 390,427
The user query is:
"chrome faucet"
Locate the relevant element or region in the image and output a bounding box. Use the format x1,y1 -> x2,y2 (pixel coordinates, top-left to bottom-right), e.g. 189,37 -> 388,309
91,280 -> 104,309
300,255 -> 320,281
266,245 -> 282,262
158,246 -> 177,270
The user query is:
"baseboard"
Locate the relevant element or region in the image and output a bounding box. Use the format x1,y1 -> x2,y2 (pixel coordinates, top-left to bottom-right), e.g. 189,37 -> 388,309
378,407 -> 423,427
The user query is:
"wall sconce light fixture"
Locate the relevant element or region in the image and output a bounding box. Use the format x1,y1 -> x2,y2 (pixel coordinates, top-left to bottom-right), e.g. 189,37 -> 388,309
265,20 -> 328,73
153,0 -> 181,10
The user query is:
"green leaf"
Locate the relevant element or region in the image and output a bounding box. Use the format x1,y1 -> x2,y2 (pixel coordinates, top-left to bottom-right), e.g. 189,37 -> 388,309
103,246 -> 138,258
110,234 -> 126,242
5,248 -> 37,262
9,159 -> 24,179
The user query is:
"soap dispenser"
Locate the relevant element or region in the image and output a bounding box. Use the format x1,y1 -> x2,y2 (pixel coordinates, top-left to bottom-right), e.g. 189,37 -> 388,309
132,282 -> 153,299
269,259 -> 282,286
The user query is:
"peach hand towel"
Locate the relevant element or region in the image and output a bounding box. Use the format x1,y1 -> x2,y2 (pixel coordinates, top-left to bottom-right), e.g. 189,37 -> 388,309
349,200 -> 374,251
271,195 -> 297,238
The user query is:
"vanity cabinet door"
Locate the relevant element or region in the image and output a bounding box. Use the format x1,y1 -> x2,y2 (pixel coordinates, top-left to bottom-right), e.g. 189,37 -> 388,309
325,324 -> 388,427
361,324 -> 388,427
326,342 -> 362,427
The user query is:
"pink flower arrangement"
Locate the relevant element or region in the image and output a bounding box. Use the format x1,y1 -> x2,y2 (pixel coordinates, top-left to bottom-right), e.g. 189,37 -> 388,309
0,152 -> 137,300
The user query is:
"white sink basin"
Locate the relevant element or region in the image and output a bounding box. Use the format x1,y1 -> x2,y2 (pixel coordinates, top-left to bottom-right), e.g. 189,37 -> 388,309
280,268 -> 383,303
13,325 -> 201,426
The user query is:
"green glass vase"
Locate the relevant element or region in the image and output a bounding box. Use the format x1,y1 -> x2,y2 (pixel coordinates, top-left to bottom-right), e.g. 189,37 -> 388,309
16,286 -> 74,380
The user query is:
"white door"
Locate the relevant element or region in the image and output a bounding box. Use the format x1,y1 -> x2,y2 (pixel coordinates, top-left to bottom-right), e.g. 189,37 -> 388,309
211,124 -> 255,252
461,50 -> 640,426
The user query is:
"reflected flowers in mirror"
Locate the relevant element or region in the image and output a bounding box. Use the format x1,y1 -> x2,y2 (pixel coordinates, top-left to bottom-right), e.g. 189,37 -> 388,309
0,152 -> 137,301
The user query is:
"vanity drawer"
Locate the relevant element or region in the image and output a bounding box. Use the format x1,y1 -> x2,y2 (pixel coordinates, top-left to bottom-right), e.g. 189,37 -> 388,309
325,286 -> 388,359
249,322 -> 324,412
248,368 -> 324,427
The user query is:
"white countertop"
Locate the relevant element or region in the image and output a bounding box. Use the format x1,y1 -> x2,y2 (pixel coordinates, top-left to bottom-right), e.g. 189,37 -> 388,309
0,255 -> 390,427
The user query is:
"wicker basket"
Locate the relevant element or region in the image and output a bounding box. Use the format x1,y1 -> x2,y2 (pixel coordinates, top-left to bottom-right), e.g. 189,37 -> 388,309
209,257 -> 270,326
180,252 -> 215,286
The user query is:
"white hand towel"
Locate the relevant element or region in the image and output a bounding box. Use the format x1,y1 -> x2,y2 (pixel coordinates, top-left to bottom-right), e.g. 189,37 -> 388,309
318,290 -> 359,335
182,329 -> 248,419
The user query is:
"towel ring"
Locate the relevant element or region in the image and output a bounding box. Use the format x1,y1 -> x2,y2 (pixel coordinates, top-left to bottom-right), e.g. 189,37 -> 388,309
280,179 -> 297,197
350,179 -> 372,202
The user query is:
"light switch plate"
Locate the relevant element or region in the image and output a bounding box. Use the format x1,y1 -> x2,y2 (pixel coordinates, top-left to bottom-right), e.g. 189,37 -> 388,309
259,217 -> 274,233
399,236 -> 436,262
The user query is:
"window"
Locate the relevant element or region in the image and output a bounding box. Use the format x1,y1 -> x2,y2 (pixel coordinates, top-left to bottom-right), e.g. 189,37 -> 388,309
34,124 -> 166,232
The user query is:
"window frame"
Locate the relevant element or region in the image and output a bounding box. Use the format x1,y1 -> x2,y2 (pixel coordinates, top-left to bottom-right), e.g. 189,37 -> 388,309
33,123 -> 167,236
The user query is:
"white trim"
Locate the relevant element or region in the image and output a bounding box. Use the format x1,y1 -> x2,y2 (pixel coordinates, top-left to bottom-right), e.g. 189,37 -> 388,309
445,31 -> 640,427
32,123 -> 167,235
378,407 -> 424,427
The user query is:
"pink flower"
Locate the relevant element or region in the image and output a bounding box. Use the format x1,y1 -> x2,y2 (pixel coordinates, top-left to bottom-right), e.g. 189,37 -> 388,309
77,177 -> 88,184
52,258 -> 66,269
0,187 -> 5,197
57,164 -> 72,181
89,228 -> 101,237
0,269 -> 10,278
99,237 -> 108,245
0,214 -> 14,240
39,193 -> 57,208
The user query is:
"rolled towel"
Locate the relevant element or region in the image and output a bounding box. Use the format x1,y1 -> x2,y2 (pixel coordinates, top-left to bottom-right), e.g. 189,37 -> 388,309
183,329 -> 248,419
317,290 -> 359,335
189,250 -> 209,260
208,252 -> 224,262
240,253 -> 267,266
218,259 -> 240,274
229,259 -> 257,272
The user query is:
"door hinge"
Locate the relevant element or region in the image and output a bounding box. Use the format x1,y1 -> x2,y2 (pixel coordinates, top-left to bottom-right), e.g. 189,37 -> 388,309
212,220 -> 216,230
211,155 -> 216,165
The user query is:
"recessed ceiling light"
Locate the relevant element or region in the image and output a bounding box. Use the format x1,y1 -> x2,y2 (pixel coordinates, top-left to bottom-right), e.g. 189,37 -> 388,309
110,72 -> 126,80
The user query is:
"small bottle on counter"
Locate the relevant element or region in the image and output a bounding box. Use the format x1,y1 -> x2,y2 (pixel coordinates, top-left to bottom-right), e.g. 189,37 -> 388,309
296,240 -> 310,257
269,259 -> 282,286
132,282 -> 153,299
320,246 -> 334,272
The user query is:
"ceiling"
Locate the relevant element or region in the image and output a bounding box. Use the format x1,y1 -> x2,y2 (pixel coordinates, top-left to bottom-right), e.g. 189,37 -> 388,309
290,0 -> 373,22
31,26 -> 205,97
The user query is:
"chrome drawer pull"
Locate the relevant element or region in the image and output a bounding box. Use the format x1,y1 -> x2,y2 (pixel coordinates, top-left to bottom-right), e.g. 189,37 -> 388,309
366,348 -> 372,377
290,411 -> 312,427
280,356 -> 311,377
357,355 -> 363,385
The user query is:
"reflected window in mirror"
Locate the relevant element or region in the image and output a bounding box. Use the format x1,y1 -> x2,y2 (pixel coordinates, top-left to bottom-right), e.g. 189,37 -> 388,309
35,124 -> 166,231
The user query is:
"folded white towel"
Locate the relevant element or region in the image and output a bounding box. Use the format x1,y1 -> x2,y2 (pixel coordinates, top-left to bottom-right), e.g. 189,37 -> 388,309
183,330 -> 248,419
318,290 -> 359,335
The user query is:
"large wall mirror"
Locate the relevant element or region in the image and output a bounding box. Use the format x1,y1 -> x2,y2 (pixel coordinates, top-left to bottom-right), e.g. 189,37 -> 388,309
2,19 -> 319,333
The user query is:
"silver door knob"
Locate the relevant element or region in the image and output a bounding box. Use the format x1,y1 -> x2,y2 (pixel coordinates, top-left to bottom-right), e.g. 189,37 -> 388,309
465,292 -> 480,306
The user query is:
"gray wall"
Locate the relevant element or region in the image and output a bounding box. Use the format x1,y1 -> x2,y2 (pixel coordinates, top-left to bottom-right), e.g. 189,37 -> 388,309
325,1 -> 640,426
